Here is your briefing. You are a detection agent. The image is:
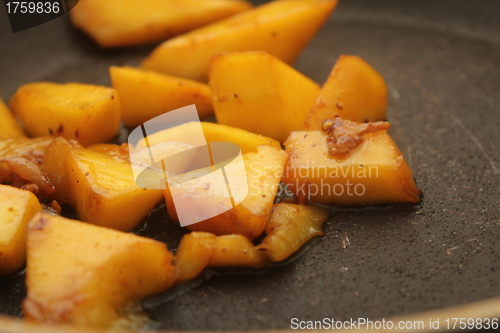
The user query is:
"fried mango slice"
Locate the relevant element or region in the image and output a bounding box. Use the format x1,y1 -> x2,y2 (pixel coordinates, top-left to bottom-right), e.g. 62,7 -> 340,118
175,204 -> 330,280
209,234 -> 265,268
163,145 -> 288,240
136,121 -> 281,155
0,98 -> 24,140
70,0 -> 252,47
23,213 -> 176,328
258,203 -> 329,262
282,123 -> 420,205
110,66 -> 213,128
175,232 -> 217,283
0,185 -> 42,276
142,0 -> 337,81
210,51 -> 321,142
175,232 -> 265,282
0,137 -> 55,198
304,55 -> 388,130
136,121 -> 280,176
41,138 -> 165,231
9,82 -> 120,146
176,204 -> 329,280
87,143 -> 131,162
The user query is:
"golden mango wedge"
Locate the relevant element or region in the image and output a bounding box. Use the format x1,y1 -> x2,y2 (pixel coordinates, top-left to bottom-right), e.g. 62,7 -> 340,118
136,121 -> 281,155
142,0 -> 337,81
110,66 -> 213,128
87,143 -> 131,162
163,145 -> 288,240
23,213 -> 176,328
304,55 -> 388,130
258,203 -> 329,262
0,185 -> 42,276
70,0 -> 252,48
41,137 -> 165,231
210,51 -> 321,142
0,98 -> 24,140
89,142 -> 193,182
282,128 -> 420,205
9,82 -> 120,146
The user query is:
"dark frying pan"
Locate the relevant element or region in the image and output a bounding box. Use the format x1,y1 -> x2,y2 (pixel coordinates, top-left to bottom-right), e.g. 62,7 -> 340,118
1,0 -> 500,331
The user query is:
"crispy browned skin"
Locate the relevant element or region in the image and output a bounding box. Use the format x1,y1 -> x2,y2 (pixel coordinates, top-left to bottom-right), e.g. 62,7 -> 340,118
322,117 -> 390,158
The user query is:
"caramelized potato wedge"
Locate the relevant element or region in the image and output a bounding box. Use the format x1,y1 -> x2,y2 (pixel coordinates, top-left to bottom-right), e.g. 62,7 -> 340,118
0,185 -> 42,276
210,52 -> 321,142
70,0 -> 252,48
9,82 -> 120,146
304,55 -> 388,130
282,127 -> 420,205
0,98 -> 24,140
136,121 -> 281,154
142,0 -> 337,81
23,213 -> 176,328
258,203 -> 329,262
110,66 -> 213,128
163,145 -> 288,239
41,138 -> 163,231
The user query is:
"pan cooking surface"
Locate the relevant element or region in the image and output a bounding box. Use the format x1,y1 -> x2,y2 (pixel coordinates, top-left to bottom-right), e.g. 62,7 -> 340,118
1,0 -> 499,330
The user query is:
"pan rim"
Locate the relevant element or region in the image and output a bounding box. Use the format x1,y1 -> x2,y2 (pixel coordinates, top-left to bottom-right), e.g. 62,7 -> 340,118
1,295 -> 500,333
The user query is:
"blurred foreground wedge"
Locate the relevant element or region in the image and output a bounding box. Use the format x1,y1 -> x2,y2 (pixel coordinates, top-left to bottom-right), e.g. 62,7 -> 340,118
70,0 -> 253,47
0,99 -> 24,140
0,185 -> 41,276
142,0 -> 337,81
23,213 -> 176,328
